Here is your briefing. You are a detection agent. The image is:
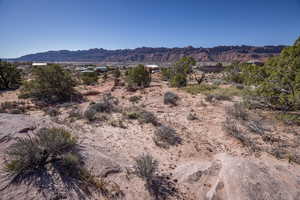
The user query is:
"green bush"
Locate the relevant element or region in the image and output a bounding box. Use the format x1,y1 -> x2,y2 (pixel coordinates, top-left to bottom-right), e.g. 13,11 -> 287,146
170,73 -> 187,88
160,68 -> 172,81
80,71 -> 98,85
223,62 -> 244,84
238,36 -> 300,111
0,61 -> 22,89
126,64 -> 151,88
167,56 -> 196,88
174,56 -> 196,74
253,47 -> 300,110
20,64 -> 77,103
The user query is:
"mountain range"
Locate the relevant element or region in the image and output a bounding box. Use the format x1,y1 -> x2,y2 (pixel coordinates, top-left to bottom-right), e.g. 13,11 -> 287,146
11,45 -> 286,63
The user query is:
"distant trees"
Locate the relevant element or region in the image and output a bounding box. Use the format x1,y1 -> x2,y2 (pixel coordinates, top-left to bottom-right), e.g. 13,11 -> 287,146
0,61 -> 22,90
20,64 -> 78,103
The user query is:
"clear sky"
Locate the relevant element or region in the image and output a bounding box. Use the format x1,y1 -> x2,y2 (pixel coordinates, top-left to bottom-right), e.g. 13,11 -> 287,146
0,0 -> 300,58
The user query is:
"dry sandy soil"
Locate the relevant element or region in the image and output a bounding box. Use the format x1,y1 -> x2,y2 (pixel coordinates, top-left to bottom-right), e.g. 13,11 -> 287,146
0,75 -> 299,200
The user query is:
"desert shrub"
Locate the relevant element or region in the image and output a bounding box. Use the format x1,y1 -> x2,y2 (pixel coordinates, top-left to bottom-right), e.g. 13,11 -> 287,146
276,113 -> 300,125
84,94 -> 119,121
4,127 -> 115,197
163,91 -> 179,105
134,154 -> 178,200
113,68 -> 121,78
129,95 -> 142,104
0,101 -> 26,114
160,68 -> 172,81
126,64 -> 151,88
223,62 -> 245,84
20,64 -> 77,103
167,56 -> 196,88
223,117 -> 242,139
225,103 -> 248,121
187,112 -> 197,120
90,93 -> 119,112
5,128 -> 78,178
241,37 -> 300,111
173,56 -> 196,75
246,119 -> 265,135
138,109 -> 157,124
134,154 -> 158,181
169,73 -> 187,88
43,107 -> 60,117
0,61 -> 22,90
84,107 -> 97,121
109,119 -> 126,129
153,125 -> 182,148
68,107 -> 82,121
80,71 -> 98,85
123,106 -> 157,125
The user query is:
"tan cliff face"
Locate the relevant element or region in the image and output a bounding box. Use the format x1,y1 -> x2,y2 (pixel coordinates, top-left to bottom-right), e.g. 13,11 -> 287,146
14,45 -> 285,62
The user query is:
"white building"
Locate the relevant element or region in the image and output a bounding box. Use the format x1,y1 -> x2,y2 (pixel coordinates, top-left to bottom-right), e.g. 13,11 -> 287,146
145,64 -> 159,69
32,62 -> 47,66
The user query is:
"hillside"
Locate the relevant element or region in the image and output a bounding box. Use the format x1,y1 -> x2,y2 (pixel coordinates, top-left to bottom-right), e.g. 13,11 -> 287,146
13,45 -> 285,62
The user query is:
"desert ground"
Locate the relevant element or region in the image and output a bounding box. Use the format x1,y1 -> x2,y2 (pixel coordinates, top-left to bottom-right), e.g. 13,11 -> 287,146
0,72 -> 299,200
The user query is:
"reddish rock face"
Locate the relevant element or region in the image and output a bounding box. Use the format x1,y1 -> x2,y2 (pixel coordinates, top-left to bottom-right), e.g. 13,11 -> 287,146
15,45 -> 285,62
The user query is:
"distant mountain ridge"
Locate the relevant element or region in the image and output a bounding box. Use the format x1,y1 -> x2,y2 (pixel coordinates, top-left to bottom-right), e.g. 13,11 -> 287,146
12,45 -> 286,63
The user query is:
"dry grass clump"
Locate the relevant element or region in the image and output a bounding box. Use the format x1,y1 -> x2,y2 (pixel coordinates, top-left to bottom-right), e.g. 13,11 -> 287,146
134,154 -> 178,200
153,125 -> 182,148
164,91 -> 179,105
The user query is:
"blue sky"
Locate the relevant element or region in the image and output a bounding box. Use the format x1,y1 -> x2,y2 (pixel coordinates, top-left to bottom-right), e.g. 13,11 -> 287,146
0,0 -> 300,58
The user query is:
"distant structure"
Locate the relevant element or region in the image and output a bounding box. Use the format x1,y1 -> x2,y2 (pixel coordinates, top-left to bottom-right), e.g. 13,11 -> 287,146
246,60 -> 264,66
145,64 -> 160,73
145,64 -> 159,69
95,66 -> 108,73
32,62 -> 47,66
